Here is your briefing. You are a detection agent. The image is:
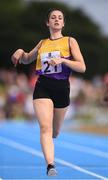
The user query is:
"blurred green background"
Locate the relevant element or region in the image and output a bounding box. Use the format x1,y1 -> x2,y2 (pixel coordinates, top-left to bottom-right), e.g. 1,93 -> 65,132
0,0 -> 108,134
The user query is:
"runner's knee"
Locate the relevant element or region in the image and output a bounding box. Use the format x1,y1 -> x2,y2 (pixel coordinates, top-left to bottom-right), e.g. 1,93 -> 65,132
40,125 -> 52,134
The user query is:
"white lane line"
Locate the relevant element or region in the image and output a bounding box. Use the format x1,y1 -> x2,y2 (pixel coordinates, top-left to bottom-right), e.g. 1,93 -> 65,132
55,140 -> 108,159
3,127 -> 108,160
0,136 -> 108,180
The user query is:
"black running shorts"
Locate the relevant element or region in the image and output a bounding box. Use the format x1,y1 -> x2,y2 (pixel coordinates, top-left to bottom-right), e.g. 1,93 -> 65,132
33,75 -> 70,108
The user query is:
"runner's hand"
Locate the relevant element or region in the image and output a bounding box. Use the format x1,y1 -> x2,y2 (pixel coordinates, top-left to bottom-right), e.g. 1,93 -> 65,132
11,49 -> 24,67
49,58 -> 63,66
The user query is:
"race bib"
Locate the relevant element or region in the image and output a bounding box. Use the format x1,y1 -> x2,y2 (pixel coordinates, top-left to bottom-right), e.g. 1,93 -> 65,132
40,51 -> 62,74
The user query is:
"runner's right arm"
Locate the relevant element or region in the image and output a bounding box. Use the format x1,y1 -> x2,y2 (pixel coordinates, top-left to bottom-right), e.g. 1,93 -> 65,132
11,40 -> 42,66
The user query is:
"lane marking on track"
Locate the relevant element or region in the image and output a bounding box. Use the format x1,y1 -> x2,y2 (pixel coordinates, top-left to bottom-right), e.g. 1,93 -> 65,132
2,126 -> 108,159
0,136 -> 108,180
55,140 -> 108,159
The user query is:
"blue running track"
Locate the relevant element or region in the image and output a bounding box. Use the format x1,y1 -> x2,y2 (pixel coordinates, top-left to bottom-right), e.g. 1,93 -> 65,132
0,121 -> 108,180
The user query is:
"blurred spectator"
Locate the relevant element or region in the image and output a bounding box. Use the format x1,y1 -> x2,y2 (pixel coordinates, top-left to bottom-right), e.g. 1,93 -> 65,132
24,92 -> 35,120
0,69 -> 36,120
0,108 -> 6,120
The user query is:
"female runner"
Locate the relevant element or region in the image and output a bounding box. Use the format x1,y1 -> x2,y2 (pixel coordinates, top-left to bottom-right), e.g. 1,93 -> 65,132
11,8 -> 86,176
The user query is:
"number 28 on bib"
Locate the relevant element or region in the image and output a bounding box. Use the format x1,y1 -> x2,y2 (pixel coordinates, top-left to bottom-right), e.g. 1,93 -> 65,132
40,51 -> 62,74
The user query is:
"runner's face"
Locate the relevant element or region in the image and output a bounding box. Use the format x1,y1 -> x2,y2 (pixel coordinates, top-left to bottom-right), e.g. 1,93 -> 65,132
47,10 -> 64,31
